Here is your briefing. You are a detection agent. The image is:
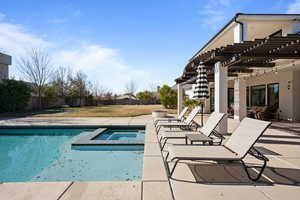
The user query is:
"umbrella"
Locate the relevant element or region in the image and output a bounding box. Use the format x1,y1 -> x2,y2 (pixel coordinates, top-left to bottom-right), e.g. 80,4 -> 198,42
193,63 -> 209,126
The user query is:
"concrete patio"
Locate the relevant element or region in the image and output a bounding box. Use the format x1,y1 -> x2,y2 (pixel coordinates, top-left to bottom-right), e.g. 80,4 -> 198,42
0,115 -> 300,200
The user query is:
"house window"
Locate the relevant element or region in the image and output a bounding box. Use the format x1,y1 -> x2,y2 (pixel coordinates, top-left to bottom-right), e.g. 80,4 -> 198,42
267,83 -> 279,109
251,85 -> 266,106
228,88 -> 234,109
246,87 -> 250,107
210,88 -> 214,112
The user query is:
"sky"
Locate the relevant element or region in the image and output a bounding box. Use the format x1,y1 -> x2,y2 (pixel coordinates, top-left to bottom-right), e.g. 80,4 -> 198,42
0,0 -> 300,94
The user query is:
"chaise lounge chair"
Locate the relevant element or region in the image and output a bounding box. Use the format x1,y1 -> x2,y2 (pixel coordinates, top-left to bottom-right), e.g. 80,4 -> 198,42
159,112 -> 226,150
154,107 -> 189,127
156,106 -> 201,133
165,117 -> 271,181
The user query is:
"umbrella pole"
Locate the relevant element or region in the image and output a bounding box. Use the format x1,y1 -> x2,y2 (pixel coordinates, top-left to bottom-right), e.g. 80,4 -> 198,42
201,103 -> 203,127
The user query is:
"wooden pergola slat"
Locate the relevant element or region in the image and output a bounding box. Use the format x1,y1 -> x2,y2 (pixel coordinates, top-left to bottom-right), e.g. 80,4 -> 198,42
176,34 -> 300,83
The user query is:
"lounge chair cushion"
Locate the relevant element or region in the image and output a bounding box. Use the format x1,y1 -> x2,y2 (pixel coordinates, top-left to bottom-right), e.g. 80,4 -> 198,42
199,112 -> 226,136
162,131 -> 198,138
224,118 -> 271,158
168,145 -> 240,160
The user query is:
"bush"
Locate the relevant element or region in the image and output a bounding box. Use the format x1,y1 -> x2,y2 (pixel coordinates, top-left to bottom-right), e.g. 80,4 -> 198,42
159,85 -> 177,109
0,80 -> 31,112
136,91 -> 153,101
184,98 -> 199,108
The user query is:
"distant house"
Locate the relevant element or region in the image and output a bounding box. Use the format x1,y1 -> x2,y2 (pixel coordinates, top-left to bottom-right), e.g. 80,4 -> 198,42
116,94 -> 137,100
0,53 -> 12,80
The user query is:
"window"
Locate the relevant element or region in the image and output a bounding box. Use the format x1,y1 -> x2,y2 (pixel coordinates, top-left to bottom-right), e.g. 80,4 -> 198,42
251,85 -> 266,106
267,83 -> 279,109
228,88 -> 234,109
246,87 -> 250,107
210,88 -> 214,112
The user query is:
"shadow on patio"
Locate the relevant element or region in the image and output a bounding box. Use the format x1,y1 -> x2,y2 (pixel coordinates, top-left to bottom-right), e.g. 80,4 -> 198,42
169,161 -> 300,186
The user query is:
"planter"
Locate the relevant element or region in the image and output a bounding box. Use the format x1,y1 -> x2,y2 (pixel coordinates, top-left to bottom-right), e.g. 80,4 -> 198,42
152,110 -> 167,118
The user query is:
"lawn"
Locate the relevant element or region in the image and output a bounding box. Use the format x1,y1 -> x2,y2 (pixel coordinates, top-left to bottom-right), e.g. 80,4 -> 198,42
32,105 -> 176,117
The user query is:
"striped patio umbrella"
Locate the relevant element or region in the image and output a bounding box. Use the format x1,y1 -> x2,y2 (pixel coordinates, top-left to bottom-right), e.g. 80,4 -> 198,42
193,64 -> 209,100
193,64 -> 209,126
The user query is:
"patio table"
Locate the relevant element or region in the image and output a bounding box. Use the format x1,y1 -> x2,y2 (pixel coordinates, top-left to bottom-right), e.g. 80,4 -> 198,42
185,133 -> 213,145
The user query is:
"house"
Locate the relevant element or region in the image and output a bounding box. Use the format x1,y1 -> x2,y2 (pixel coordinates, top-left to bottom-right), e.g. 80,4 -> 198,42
0,52 -> 12,80
176,13 -> 300,134
116,94 -> 137,100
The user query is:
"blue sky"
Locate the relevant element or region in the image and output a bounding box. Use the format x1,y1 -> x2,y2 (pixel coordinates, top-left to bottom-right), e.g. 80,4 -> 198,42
0,0 -> 300,93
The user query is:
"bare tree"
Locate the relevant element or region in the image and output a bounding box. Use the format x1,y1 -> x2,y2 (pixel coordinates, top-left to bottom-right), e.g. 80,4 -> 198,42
52,66 -> 70,98
17,48 -> 53,109
74,71 -> 88,106
125,80 -> 138,96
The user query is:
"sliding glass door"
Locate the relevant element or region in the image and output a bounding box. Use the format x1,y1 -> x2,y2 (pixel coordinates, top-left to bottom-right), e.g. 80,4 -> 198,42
250,85 -> 266,106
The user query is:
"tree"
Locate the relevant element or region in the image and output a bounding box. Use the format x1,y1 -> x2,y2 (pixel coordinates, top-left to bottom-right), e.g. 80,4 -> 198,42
52,66 -> 70,98
125,80 -> 138,96
0,80 -> 31,112
136,91 -> 154,101
74,71 -> 88,106
159,85 -> 177,109
17,48 -> 53,109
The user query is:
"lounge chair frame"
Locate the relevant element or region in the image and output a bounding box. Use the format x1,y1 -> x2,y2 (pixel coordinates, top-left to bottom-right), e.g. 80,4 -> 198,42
155,107 -> 201,133
160,129 -> 225,150
166,146 -> 268,181
159,112 -> 226,150
165,120 -> 271,181
154,107 -> 189,126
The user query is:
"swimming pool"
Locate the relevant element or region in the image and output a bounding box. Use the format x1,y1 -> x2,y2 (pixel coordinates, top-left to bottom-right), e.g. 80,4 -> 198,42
0,127 -> 144,182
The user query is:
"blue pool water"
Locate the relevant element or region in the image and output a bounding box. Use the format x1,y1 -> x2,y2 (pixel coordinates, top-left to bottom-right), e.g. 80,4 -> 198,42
0,128 -> 144,182
94,129 -> 145,140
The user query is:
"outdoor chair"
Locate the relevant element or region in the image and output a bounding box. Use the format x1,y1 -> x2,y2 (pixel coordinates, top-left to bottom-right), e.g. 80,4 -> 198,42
159,112 -> 226,150
155,106 -> 201,133
154,107 -> 188,127
165,117 -> 271,181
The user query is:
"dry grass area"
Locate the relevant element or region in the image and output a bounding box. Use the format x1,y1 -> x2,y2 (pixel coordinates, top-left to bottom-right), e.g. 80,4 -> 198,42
33,105 -> 176,117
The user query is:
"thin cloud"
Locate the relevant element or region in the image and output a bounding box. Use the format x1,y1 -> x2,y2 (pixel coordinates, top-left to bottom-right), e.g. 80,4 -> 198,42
0,19 -> 153,93
287,0 -> 300,13
0,12 -> 6,21
53,42 -> 150,93
198,0 -> 239,30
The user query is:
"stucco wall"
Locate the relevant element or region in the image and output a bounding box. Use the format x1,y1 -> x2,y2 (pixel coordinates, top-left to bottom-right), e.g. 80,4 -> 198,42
293,70 -> 300,120
245,70 -> 294,120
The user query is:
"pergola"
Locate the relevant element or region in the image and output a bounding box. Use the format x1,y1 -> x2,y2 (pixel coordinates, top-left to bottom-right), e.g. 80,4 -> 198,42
175,33 -> 300,134
176,34 -> 300,84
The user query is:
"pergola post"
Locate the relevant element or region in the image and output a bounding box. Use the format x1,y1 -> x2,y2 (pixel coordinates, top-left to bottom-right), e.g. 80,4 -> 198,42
234,78 -> 247,121
214,61 -> 228,134
177,84 -> 184,114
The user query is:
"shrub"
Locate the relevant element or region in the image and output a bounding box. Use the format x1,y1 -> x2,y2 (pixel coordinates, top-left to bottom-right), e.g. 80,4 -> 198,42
184,98 -> 199,108
136,91 -> 154,101
159,85 -> 177,109
0,80 -> 31,112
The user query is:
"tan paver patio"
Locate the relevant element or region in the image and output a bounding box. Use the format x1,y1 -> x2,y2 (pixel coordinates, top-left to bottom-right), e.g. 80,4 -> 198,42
0,114 -> 300,199
161,115 -> 300,200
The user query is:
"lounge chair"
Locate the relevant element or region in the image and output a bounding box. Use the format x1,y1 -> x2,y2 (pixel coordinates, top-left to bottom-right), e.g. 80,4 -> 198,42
165,117 -> 271,181
159,112 -> 226,150
154,107 -> 189,127
156,106 -> 201,133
